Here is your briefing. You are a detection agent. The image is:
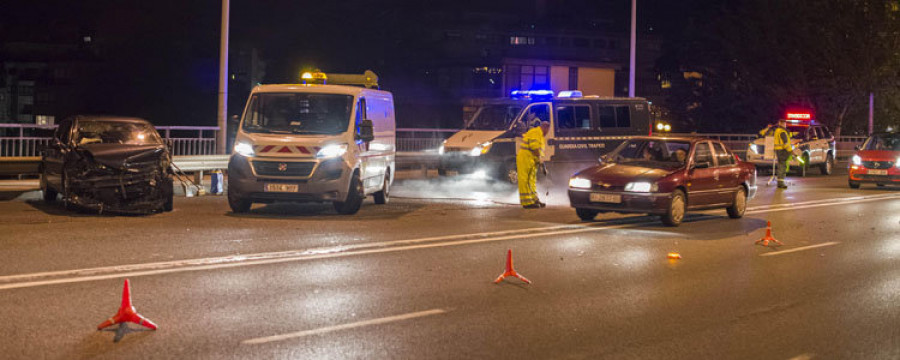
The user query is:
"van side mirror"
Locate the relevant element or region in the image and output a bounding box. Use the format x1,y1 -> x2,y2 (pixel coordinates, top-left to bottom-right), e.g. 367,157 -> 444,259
358,119 -> 375,143
515,122 -> 527,135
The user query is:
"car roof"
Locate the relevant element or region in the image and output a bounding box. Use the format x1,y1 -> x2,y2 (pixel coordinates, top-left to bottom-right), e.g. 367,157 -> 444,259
630,136 -> 716,143
72,115 -> 153,125
252,84 -> 390,97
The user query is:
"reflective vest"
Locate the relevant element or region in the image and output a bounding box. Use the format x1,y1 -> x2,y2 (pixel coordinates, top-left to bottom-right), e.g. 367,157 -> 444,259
521,126 -> 545,158
760,126 -> 793,152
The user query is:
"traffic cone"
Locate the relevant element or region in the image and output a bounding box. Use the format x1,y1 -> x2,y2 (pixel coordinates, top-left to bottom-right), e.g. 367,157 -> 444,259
97,279 -> 158,331
494,249 -> 531,284
755,221 -> 784,247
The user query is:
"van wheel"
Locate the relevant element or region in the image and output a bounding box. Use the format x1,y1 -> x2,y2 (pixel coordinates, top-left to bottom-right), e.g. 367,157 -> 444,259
820,154 -> 834,175
575,208 -> 599,221
228,191 -> 251,213
437,168 -> 448,176
660,190 -> 686,227
374,170 -> 390,205
726,187 -> 747,219
503,161 -> 518,184
334,172 -> 363,215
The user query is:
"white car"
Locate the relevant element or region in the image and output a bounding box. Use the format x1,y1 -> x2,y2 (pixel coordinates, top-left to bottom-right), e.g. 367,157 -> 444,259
745,120 -> 836,176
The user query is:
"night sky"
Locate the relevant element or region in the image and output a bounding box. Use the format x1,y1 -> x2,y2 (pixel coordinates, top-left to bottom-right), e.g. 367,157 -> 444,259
1,0 -> 685,126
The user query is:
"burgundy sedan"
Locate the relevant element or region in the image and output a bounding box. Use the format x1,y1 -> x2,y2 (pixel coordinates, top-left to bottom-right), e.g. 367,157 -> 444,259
567,137 -> 757,226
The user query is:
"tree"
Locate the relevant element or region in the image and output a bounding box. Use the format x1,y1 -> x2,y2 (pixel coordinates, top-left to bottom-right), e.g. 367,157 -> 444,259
662,0 -> 900,135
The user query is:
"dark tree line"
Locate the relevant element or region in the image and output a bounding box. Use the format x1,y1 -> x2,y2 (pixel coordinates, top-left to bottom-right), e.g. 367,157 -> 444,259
660,0 -> 900,135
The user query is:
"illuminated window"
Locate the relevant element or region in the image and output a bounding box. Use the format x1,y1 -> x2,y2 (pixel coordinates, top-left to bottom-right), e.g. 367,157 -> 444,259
510,36 -> 535,45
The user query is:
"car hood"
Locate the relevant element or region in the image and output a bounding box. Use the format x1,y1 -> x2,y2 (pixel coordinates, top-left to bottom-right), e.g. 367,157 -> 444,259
856,150 -> 900,161
574,163 -> 678,186
444,130 -> 505,149
78,143 -> 167,168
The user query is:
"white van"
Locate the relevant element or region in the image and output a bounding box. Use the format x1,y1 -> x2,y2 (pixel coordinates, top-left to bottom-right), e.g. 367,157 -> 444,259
227,72 -> 395,214
438,90 -> 652,182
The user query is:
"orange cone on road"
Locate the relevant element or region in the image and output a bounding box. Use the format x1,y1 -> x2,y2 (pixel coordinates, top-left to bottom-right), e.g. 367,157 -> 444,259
97,279 -> 158,331
756,221 -> 784,247
494,249 -> 532,284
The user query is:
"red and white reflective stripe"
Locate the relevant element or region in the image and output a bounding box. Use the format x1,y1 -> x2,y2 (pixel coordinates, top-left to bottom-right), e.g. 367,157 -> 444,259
253,145 -> 322,154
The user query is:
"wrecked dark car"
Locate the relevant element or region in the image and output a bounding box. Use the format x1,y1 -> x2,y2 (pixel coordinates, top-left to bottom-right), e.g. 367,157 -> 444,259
40,115 -> 174,213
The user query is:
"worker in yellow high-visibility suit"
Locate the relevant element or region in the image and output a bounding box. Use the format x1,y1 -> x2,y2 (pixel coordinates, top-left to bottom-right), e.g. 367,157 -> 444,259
759,118 -> 794,189
517,118 -> 550,208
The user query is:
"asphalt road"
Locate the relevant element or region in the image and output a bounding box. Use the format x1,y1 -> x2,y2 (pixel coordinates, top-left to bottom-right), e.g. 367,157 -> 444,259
0,165 -> 899,359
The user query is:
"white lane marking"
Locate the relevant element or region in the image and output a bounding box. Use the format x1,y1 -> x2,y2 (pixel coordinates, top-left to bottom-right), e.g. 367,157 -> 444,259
242,308 -> 448,345
0,223 -> 640,290
759,242 -> 840,257
745,193 -> 900,212
746,194 -> 900,215
0,192 -> 896,291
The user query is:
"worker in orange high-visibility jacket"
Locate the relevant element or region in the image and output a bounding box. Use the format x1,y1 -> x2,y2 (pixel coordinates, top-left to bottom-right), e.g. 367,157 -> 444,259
517,117 -> 550,208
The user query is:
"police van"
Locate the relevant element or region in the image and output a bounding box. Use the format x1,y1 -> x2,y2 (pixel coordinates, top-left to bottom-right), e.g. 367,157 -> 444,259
438,90 -> 652,182
745,112 -> 836,176
228,71 -> 395,214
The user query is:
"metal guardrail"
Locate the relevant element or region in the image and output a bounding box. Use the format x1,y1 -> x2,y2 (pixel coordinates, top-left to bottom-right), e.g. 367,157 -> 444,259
0,124 -> 220,157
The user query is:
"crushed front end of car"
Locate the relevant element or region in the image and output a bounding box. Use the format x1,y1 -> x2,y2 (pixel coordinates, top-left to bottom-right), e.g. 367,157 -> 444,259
65,145 -> 173,214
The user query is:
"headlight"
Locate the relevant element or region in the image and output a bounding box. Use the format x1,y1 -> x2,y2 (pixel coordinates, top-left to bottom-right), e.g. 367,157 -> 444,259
233,142 -> 254,157
316,143 -> 348,159
749,144 -> 758,154
625,182 -> 658,192
851,154 -> 862,166
896,156 -> 900,168
469,142 -> 492,156
569,177 -> 592,189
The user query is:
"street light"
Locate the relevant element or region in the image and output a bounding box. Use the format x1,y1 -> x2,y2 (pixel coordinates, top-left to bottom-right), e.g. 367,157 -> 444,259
629,0 -> 636,98
217,0 -> 230,154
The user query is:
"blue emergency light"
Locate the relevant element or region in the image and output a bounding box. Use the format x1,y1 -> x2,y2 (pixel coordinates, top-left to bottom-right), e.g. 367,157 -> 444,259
557,90 -> 583,98
510,89 -> 554,100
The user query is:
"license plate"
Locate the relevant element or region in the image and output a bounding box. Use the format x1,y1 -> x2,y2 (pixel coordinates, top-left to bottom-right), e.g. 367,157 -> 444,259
265,183 -> 299,192
868,169 -> 888,175
590,193 -> 622,203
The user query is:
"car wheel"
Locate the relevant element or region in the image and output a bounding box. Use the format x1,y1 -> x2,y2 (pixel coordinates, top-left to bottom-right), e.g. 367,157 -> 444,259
726,187 -> 747,219
227,190 -> 251,213
661,190 -> 686,227
877,183 -> 886,187
848,180 -> 861,189
334,172 -> 363,215
820,153 -> 834,175
40,171 -> 57,203
62,166 -> 76,211
373,170 -> 390,205
161,178 -> 174,212
575,208 -> 599,221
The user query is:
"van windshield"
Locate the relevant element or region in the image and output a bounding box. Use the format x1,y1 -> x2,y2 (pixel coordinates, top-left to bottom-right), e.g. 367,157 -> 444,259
465,104 -> 523,131
241,93 -> 354,135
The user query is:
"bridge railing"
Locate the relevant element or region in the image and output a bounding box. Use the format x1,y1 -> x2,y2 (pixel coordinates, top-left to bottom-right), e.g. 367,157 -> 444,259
0,124 -> 219,157
0,123 -> 871,158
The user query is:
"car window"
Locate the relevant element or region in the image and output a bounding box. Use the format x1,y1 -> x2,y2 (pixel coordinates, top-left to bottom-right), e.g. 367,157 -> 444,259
713,142 -> 734,166
56,119 -> 72,143
821,127 -> 832,139
598,105 -> 616,128
693,142 -> 714,165
555,105 -> 592,131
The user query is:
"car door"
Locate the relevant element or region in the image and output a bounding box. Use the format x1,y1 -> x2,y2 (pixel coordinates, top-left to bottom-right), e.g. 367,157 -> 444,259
712,141 -> 740,203
686,141 -> 719,208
